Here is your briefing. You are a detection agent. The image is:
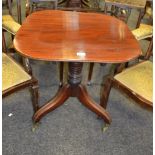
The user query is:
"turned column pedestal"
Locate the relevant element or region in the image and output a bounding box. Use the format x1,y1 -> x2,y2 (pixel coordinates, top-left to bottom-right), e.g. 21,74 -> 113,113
33,62 -> 112,124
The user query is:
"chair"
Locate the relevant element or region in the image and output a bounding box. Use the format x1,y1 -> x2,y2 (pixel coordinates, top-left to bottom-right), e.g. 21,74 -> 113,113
113,1 -> 152,71
3,0 -> 13,9
87,2 -> 153,84
2,15 -> 21,35
54,0 -> 68,8
100,2 -> 153,110
26,0 -> 58,16
68,0 -> 93,8
3,0 -> 63,86
100,42 -> 153,111
132,24 -> 153,59
3,0 -> 22,25
100,60 -> 153,111
2,0 -> 34,75
2,0 -> 21,53
111,21 -> 153,76
67,0 -> 81,7
132,24 -> 153,40
67,0 -> 100,9
141,0 -> 153,25
104,0 -> 147,27
2,52 -> 39,112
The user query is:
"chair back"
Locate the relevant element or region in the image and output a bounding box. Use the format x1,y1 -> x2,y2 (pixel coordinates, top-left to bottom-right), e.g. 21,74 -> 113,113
7,0 -> 22,24
144,1 -> 153,24
32,0 -> 57,10
68,0 -> 81,7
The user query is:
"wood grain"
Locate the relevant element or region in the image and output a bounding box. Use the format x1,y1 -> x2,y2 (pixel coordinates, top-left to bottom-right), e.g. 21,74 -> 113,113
14,10 -> 141,63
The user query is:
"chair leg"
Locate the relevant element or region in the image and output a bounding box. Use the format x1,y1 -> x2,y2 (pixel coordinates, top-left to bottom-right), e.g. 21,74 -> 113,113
87,62 -> 94,85
2,31 -> 7,52
22,57 -> 33,75
30,82 -> 40,132
30,82 -> 39,112
100,77 -> 112,109
113,63 -> 126,74
144,37 -> 153,60
125,62 -> 129,68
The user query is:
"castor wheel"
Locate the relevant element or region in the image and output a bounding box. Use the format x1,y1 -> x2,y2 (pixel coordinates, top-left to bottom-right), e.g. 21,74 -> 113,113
102,123 -> 110,132
32,122 -> 41,132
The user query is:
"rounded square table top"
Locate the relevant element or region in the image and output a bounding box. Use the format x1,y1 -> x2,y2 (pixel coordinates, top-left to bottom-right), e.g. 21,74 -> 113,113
14,10 -> 141,63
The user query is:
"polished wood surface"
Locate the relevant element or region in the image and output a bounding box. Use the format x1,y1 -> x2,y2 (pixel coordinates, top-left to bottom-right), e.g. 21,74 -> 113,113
14,10 -> 141,63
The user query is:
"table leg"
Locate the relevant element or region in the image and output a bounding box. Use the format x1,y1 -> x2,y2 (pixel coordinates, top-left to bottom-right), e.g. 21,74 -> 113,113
33,85 -> 70,123
33,62 -> 111,124
78,85 -> 111,124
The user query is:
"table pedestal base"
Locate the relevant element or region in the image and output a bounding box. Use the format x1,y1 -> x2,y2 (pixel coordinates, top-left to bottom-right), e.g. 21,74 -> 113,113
33,62 -> 111,124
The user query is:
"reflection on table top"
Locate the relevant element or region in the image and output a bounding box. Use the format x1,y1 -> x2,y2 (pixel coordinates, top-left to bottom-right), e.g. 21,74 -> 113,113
14,10 -> 141,63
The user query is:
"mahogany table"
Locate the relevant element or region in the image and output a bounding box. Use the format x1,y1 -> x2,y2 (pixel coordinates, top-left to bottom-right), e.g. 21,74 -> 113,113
14,10 -> 141,124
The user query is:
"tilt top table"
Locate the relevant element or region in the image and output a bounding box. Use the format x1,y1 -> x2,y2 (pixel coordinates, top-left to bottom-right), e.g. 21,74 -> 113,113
14,10 -> 141,124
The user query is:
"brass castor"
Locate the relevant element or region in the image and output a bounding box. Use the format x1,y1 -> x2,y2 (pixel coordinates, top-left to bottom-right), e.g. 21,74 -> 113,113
102,123 -> 110,132
32,122 -> 41,132
87,81 -> 92,86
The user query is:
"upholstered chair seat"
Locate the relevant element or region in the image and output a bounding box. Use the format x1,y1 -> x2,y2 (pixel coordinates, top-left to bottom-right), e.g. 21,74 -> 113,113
2,53 -> 31,92
145,6 -> 152,18
132,24 -> 153,40
114,61 -> 153,103
2,15 -> 21,35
